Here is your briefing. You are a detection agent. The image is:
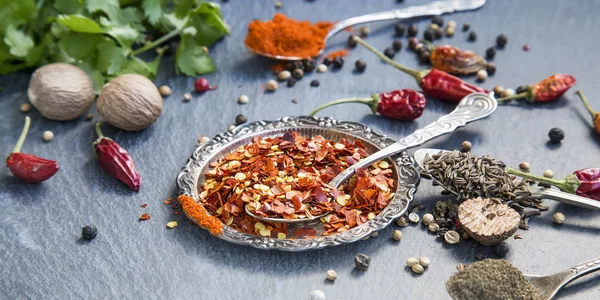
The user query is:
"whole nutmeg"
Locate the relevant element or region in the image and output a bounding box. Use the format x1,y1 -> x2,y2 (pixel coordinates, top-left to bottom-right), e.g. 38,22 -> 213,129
27,63 -> 95,121
97,74 -> 163,131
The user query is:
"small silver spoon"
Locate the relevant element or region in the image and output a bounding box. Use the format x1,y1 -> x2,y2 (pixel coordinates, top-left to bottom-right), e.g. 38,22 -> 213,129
413,148 -> 600,210
525,256 -> 600,300
247,0 -> 486,60
246,92 -> 497,223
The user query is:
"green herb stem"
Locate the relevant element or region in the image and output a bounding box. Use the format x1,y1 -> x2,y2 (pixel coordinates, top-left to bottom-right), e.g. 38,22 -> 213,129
576,90 -> 597,118
11,116 -> 31,154
131,27 -> 182,56
506,167 -> 580,194
95,122 -> 105,139
353,36 -> 423,81
496,92 -> 527,103
308,95 -> 378,116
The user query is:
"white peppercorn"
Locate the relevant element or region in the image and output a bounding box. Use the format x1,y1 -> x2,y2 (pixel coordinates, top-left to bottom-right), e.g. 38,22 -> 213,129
408,213 -> 420,223
493,86 -> 505,96
228,124 -> 236,131
42,130 -> 54,142
20,103 -> 31,113
411,264 -> 425,274
503,88 -> 516,98
198,136 -> 210,144
428,223 -> 440,233
316,64 -> 328,73
274,1 -> 282,8
183,93 -> 192,102
447,20 -> 457,28
461,140 -> 472,152
325,269 -> 337,281
266,80 -> 278,91
422,213 -> 434,226
392,230 -> 403,241
238,95 -> 249,104
419,257 -> 430,268
543,169 -> 555,178
406,257 -> 419,267
444,230 -> 460,244
370,231 -> 379,238
277,70 -> 291,81
553,212 -> 565,224
159,85 -> 172,97
476,69 -> 488,81
309,290 -> 326,300
445,26 -> 455,37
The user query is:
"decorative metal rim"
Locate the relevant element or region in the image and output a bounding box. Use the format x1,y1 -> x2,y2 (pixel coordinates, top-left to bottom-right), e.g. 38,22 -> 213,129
176,116 -> 420,251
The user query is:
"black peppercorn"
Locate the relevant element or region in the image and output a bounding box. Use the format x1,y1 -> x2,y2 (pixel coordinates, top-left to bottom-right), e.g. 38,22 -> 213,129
486,47 -> 496,59
310,80 -> 320,87
82,225 -> 97,241
486,63 -> 496,75
292,68 -> 304,79
303,59 -> 316,73
392,40 -> 403,52
395,23 -> 406,37
332,56 -> 344,68
516,85 -> 528,94
235,114 -> 247,125
494,242 -> 510,257
383,48 -> 395,59
408,37 -> 419,50
462,23 -> 470,32
322,58 -> 332,66
408,24 -> 418,37
354,59 -> 366,72
434,28 -> 443,39
468,31 -> 477,41
285,61 -> 295,71
423,29 -> 435,42
447,210 -> 458,222
419,51 -> 431,63
347,34 -> 357,48
548,128 -> 565,143
496,34 -> 508,48
287,77 -> 296,87
432,15 -> 444,27
354,253 -> 371,271
293,61 -> 304,71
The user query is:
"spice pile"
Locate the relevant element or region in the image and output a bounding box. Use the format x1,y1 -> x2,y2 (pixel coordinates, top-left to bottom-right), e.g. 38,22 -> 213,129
446,259 -> 542,300
196,132 -> 396,237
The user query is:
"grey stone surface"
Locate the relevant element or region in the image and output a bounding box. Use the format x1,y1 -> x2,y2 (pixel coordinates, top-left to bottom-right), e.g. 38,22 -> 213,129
1,0 -> 600,299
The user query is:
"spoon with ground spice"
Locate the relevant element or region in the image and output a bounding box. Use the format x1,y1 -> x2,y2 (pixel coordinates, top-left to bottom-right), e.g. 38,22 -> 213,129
244,0 -> 485,60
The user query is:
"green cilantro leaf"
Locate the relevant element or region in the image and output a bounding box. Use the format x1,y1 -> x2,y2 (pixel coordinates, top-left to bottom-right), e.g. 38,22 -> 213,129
0,0 -> 36,32
187,2 -> 230,46
102,21 -> 143,48
157,13 -> 187,33
3,25 -> 34,58
175,35 -> 215,76
57,14 -> 104,33
87,0 -> 143,29
142,0 -> 163,25
96,39 -> 129,75
54,0 -> 85,14
58,32 -> 102,60
174,0 -> 195,18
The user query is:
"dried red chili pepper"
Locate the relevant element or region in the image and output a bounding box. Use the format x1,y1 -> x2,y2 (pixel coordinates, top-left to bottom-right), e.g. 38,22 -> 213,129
354,37 -> 488,103
576,90 -> 600,136
94,123 -> 141,191
430,45 -> 487,75
5,116 -> 59,183
507,168 -> 600,200
308,89 -> 426,120
497,74 -> 576,103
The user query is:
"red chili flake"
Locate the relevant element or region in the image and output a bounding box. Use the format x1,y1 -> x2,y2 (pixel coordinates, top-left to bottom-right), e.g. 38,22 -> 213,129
173,211 -> 181,215
139,213 -> 151,221
140,203 -> 148,208
514,234 -> 522,240
164,199 -> 171,205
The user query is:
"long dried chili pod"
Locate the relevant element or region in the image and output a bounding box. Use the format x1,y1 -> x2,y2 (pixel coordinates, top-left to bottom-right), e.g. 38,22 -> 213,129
94,123 -> 141,191
497,74 -> 576,103
507,168 -> 600,200
430,45 -> 487,75
575,90 -> 600,136
308,89 -> 426,120
354,37 -> 488,103
6,116 -> 59,183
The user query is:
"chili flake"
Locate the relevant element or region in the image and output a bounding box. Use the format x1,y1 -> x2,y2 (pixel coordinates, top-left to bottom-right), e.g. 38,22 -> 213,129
139,213 -> 151,221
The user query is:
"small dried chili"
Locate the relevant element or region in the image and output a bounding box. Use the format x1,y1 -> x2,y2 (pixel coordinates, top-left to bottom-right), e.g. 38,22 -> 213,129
94,123 -> 141,191
354,37 -> 488,103
430,45 -> 487,75
497,74 -> 576,103
576,90 -> 600,136
507,168 -> 600,200
308,89 -> 426,120
6,116 -> 59,183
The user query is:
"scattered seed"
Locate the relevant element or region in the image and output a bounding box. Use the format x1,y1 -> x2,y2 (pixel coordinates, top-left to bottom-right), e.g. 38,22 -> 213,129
322,58 -> 332,66
523,44 -> 531,51
434,28 -> 443,39
519,162 -> 530,171
287,78 -> 297,87
444,230 -> 460,244
359,26 -> 370,37
408,24 -> 418,37
183,93 -> 192,102
395,23 -> 406,37
553,212 -> 565,224
392,230 -> 403,241
201,46 -> 209,54
462,23 -> 470,32
462,232 -> 470,240
310,80 -> 320,87
139,213 -> 151,221
543,169 -> 555,178
476,70 -> 487,82
496,34 -> 508,48
429,23 -> 439,31
446,26 -> 455,37
516,85 -> 528,94
228,124 -> 236,131
82,225 -> 97,240
42,130 -> 54,142
20,103 -> 31,113
486,47 -> 496,59
292,68 -> 304,79
493,86 -> 505,96
503,88 -> 515,98
277,70 -> 291,81
86,113 -> 93,121
423,29 -> 435,42
370,231 -> 379,238
428,223 -> 440,233
304,59 -> 316,73
468,31 -> 477,41
422,213 -> 434,225
419,257 -> 430,268
316,64 -> 328,73
514,234 -> 522,239
291,98 -> 298,104
266,79 -> 278,91
396,216 -> 408,227
383,47 -> 395,59
332,57 -> 344,69
409,212 -> 420,223
408,37 -> 420,50
238,95 -> 249,104
140,203 -> 148,208
198,136 -> 210,144
326,270 -> 337,281
347,34 -> 357,48
166,221 -> 178,229
432,15 -> 444,26
355,59 -> 367,72
548,128 -> 564,143
274,1 -> 282,8
354,253 -> 370,271
309,290 -> 326,300
447,20 -> 457,28
494,241 -> 510,257
406,257 -> 419,267
411,264 -> 425,274
486,63 -> 496,76
392,40 -> 403,52
159,85 -> 172,97
461,141 -> 472,152
235,114 -> 248,125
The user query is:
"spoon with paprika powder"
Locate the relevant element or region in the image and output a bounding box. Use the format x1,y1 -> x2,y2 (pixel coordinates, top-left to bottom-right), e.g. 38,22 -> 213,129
245,0 -> 485,60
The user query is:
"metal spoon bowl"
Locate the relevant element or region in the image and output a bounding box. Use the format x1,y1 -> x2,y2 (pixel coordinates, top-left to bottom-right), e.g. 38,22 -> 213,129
247,0 -> 486,60
525,256 -> 600,300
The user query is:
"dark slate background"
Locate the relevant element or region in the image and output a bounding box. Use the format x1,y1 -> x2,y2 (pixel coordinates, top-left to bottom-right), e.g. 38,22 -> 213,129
1,0 -> 600,299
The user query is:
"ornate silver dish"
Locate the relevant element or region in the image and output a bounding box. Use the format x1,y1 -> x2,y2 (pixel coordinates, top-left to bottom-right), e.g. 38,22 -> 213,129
176,116 -> 420,251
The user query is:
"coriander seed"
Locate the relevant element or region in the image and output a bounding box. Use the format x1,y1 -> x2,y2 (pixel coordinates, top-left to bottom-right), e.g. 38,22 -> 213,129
406,257 -> 419,267
82,225 -> 97,240
354,253 -> 370,271
235,114 -> 248,125
409,212 -> 420,223
316,64 -> 328,73
548,128 -> 565,143
553,212 -> 565,224
493,86 -> 505,96
228,124 -> 236,131
355,59 -> 367,72
287,78 -> 296,87
396,216 -> 408,227
519,162 -> 530,171
20,103 -> 31,113
543,169 -> 555,178
444,230 -> 460,244
411,264 -> 425,274
326,269 -> 337,281
476,69 -> 487,81
238,95 -> 249,104
277,70 -> 291,81
428,223 -> 440,233
159,85 -> 172,97
392,230 -> 403,241
42,130 -> 54,142
183,93 -> 192,102
422,213 -> 434,225
266,79 -> 278,91
198,136 -> 210,144
419,257 -> 430,268
310,80 -> 320,87
461,140 -> 472,152
292,68 -> 304,79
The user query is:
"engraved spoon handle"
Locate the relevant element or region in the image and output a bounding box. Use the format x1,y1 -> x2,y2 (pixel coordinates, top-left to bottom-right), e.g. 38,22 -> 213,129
328,93 -> 497,188
525,257 -> 600,300
530,187 -> 600,210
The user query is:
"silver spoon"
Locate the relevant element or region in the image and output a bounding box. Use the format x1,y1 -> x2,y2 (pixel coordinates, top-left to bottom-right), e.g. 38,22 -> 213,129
413,148 -> 600,210
247,0 -> 486,60
525,256 -> 600,300
246,92 -> 497,223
